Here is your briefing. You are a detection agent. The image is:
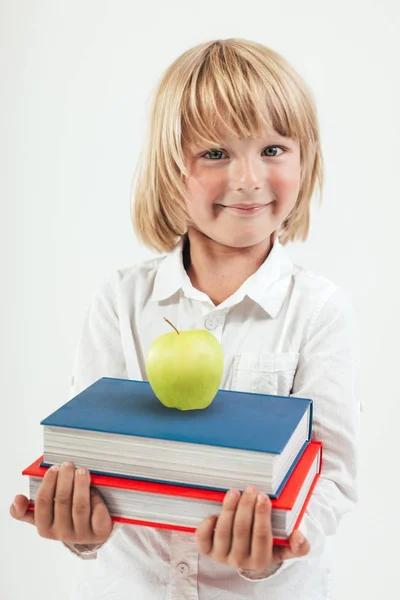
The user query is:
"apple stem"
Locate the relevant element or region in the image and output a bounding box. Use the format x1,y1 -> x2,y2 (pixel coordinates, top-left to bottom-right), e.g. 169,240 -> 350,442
164,317 -> 180,335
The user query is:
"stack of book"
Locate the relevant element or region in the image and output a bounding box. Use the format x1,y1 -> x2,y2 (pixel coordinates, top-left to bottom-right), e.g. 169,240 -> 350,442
22,377 -> 322,546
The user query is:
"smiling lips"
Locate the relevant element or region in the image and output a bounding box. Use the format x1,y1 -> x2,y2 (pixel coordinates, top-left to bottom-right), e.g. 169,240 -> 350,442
219,203 -> 271,215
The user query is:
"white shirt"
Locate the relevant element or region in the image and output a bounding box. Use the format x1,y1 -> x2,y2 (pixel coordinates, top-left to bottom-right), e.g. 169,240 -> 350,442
69,236 -> 360,600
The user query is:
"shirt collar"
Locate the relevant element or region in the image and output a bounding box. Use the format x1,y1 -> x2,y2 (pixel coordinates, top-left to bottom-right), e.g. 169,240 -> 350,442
150,235 -> 293,318
150,237 -> 193,302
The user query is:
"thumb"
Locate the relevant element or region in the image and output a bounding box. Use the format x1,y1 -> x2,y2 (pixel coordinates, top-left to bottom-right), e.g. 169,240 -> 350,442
273,529 -> 310,562
10,495 -> 35,525
90,488 -> 112,541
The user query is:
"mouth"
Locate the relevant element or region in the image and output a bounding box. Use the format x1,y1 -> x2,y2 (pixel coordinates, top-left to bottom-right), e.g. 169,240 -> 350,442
217,203 -> 272,215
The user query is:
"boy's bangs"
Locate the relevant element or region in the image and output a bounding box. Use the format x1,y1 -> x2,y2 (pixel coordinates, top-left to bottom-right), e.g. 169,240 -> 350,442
181,51 -> 302,148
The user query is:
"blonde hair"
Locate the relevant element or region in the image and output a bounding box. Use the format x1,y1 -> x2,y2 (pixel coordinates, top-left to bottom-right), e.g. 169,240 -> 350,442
132,38 -> 323,252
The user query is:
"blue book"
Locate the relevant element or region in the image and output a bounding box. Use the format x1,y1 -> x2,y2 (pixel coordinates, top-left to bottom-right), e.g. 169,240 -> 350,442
41,377 -> 313,497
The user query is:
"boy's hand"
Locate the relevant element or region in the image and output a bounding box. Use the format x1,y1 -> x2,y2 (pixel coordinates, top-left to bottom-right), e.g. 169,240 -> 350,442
195,486 -> 310,571
10,462 -> 112,545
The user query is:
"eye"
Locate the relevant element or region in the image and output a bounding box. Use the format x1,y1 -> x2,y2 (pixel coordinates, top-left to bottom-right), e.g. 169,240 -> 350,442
262,146 -> 284,157
201,149 -> 228,160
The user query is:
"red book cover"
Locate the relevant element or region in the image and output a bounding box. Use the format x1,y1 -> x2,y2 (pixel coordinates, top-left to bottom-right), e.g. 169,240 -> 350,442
23,441 -> 322,546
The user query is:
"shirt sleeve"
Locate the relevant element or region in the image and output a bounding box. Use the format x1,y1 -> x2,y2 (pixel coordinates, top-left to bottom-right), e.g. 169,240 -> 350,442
64,275 -> 127,558
63,541 -> 104,560
70,274 -> 128,398
238,286 -> 361,582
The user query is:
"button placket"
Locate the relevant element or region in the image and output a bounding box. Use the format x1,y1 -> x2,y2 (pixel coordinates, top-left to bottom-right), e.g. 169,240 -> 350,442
170,531 -> 199,600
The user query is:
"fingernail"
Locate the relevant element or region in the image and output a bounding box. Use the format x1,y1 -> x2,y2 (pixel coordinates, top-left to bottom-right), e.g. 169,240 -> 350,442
257,492 -> 267,506
295,533 -> 305,549
76,466 -> 88,476
226,489 -> 239,502
245,485 -> 257,495
61,461 -> 73,468
50,464 -> 60,472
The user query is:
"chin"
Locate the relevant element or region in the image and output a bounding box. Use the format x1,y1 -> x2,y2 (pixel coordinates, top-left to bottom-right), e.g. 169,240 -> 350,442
188,226 -> 275,249
216,231 -> 273,249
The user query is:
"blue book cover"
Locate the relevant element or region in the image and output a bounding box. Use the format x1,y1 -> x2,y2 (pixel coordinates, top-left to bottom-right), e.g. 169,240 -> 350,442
41,377 -> 313,496
41,377 -> 312,452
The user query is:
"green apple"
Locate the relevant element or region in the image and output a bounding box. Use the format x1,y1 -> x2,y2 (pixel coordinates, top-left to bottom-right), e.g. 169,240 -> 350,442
146,318 -> 224,410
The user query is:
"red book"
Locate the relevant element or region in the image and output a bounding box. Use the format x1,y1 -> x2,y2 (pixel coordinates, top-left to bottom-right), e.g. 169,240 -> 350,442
23,441 -> 322,546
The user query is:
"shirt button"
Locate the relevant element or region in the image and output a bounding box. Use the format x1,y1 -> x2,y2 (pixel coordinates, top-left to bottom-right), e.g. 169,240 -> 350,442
176,562 -> 189,576
205,317 -> 218,330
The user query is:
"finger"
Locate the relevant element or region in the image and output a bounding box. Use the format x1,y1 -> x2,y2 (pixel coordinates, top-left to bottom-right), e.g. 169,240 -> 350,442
53,462 -> 75,539
35,464 -> 60,536
72,466 -> 92,541
250,492 -> 273,569
195,514 -> 219,556
273,529 -> 310,562
231,486 -> 258,564
212,489 -> 240,558
10,495 -> 35,525
288,529 -> 310,556
90,488 -> 113,541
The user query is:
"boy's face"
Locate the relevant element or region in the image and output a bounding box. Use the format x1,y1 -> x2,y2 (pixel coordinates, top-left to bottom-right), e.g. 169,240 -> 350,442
184,125 -> 301,249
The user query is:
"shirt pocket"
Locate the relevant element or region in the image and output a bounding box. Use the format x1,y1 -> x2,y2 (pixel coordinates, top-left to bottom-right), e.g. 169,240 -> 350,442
231,352 -> 299,397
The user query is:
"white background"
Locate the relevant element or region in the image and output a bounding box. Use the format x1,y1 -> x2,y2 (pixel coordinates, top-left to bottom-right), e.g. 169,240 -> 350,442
2,1 -> 399,598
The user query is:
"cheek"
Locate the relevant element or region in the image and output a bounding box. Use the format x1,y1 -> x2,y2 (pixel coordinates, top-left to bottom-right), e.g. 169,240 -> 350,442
186,173 -> 223,203
270,164 -> 301,198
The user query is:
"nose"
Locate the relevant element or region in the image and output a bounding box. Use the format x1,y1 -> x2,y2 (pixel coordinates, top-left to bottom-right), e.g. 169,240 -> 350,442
229,157 -> 263,192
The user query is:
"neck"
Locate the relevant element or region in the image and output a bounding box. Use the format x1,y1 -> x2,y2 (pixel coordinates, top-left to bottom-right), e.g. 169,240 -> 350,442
183,228 -> 274,306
